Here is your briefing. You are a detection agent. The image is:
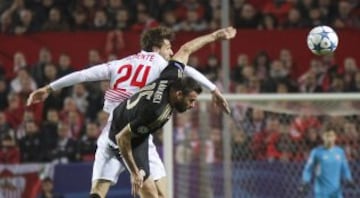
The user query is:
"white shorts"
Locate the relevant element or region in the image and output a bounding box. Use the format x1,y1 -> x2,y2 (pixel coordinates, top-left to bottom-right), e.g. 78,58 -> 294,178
91,120 -> 166,184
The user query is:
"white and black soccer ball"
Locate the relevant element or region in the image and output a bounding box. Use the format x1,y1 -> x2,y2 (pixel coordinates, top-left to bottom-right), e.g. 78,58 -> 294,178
307,25 -> 339,55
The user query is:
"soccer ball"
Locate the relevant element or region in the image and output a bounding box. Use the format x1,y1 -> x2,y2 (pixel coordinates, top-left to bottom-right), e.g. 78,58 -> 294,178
307,26 -> 339,55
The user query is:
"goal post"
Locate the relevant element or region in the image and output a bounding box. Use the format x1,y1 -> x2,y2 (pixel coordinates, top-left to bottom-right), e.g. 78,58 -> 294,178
164,93 -> 360,198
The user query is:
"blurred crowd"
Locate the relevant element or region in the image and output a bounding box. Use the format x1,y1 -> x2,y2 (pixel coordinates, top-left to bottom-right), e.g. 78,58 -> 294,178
0,0 -> 359,35
0,0 -> 359,165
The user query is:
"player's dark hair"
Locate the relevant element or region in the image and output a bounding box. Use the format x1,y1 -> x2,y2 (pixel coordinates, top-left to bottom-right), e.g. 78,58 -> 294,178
171,77 -> 202,95
140,26 -> 174,52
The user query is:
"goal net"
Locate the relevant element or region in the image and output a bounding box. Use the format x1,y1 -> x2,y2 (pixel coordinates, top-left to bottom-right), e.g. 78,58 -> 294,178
164,93 -> 360,198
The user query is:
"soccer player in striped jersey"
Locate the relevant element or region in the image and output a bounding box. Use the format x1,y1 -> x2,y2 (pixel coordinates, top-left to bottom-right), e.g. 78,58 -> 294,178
301,129 -> 355,198
27,26 -> 230,198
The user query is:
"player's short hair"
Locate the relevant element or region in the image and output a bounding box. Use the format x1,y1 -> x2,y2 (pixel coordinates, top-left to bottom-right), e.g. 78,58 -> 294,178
140,26 -> 174,52
171,77 -> 202,95
322,126 -> 336,135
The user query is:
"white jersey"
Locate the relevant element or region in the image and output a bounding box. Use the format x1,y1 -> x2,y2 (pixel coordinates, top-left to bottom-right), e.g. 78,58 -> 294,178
50,50 -> 216,114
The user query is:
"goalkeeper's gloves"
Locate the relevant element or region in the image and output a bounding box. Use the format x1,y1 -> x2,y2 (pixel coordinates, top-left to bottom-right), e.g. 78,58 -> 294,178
344,180 -> 356,189
298,182 -> 311,194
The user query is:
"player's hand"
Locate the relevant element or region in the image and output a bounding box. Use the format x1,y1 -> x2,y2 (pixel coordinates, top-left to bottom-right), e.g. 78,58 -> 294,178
211,88 -> 231,114
213,26 -> 237,40
130,170 -> 145,196
26,85 -> 52,106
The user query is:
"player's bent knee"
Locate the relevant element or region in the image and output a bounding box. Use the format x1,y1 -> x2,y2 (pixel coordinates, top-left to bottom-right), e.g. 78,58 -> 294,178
155,177 -> 167,198
140,178 -> 158,198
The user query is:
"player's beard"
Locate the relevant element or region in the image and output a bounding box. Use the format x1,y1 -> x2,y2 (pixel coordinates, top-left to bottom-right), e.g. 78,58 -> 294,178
173,101 -> 187,113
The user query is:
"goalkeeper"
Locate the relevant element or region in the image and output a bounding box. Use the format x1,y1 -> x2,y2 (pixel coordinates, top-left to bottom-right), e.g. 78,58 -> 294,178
300,128 -> 355,198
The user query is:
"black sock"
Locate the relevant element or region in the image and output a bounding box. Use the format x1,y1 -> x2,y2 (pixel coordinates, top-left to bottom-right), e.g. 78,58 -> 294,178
89,193 -> 101,198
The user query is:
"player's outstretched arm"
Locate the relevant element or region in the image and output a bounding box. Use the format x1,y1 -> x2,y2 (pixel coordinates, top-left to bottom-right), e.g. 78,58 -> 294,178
173,26 -> 237,64
26,63 -> 111,106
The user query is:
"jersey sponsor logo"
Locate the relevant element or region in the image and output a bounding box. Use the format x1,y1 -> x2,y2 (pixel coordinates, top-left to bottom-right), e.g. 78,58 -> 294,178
153,80 -> 168,103
137,126 -> 150,134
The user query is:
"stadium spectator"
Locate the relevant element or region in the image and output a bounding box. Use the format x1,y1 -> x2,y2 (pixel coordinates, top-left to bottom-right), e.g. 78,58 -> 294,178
71,8 -> 90,31
92,9 -> 112,31
40,109 -> 59,160
42,7 -> 69,31
0,134 -> 20,164
298,71 -> 323,93
0,111 -> 13,139
32,47 -> 53,86
201,55 -> 220,82
10,68 -> 37,99
258,13 -> 278,30
12,51 -> 28,74
113,8 -> 131,30
42,63 -> 58,87
76,122 -> 98,161
105,0 -> 126,24
57,53 -> 74,77
70,84 -> 89,114
87,49 -> 102,67
283,8 -> 306,28
131,2 -> 159,32
60,98 -> 84,139
231,128 -> 252,160
261,60 -> 292,92
0,78 -> 9,110
176,9 -> 208,32
234,3 -> 260,28
253,51 -> 271,80
0,10 -> 13,34
263,0 -> 293,24
332,0 -> 360,28
19,120 -> 45,162
14,9 -> 39,35
4,93 -> 25,129
273,123 -> 297,162
231,53 -> 250,83
241,108 -> 266,136
38,177 -> 64,198
50,122 -> 77,163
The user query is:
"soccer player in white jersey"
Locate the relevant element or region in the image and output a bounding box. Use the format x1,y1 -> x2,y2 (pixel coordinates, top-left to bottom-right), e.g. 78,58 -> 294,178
27,26 -> 230,198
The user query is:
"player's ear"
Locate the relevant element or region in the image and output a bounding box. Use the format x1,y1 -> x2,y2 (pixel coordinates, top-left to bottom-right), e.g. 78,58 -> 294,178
175,90 -> 184,98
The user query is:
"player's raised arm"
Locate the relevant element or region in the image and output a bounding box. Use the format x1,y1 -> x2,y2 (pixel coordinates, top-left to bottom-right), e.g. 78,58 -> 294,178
173,26 -> 236,65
